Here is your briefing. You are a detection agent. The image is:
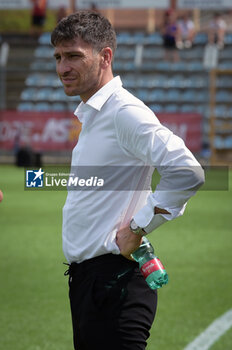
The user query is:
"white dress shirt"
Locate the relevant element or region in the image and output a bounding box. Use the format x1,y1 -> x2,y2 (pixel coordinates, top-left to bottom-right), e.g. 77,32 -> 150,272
62,76 -> 204,263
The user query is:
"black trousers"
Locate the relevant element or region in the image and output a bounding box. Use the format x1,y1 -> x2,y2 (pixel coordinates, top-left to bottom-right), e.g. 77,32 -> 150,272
66,254 -> 157,350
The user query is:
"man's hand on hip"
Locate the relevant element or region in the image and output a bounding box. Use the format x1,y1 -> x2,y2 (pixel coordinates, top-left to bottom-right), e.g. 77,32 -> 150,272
116,225 -> 143,260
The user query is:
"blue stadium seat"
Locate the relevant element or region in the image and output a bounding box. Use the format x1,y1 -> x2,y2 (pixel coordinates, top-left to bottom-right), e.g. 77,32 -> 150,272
34,102 -> 51,111
144,32 -> 163,45
214,105 -> 227,118
136,89 -> 149,101
51,103 -> 66,111
115,46 -> 135,60
216,90 -> 231,102
166,89 -> 181,102
148,89 -> 165,102
225,136 -> 232,148
227,107 -> 232,118
167,75 -> 185,88
216,76 -> 232,88
31,60 -> 55,71
171,61 -> 187,71
180,104 -> 195,113
51,88 -> 68,101
219,47 -> 232,59
25,73 -> 44,86
164,104 -> 178,112
181,90 -> 196,102
155,61 -> 171,71
188,61 -> 204,71
224,33 -> 232,45
193,32 -> 207,45
17,102 -> 35,111
195,91 -> 208,102
148,104 -> 163,113
35,87 -> 54,101
121,74 -> 136,88
117,32 -> 134,45
34,46 -> 53,58
20,88 -> 37,101
143,47 -> 164,59
218,61 -> 232,69
68,102 -> 79,111
38,32 -> 51,45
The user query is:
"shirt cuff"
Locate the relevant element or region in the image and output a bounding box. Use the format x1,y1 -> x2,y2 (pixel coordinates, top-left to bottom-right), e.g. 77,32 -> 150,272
133,204 -> 168,234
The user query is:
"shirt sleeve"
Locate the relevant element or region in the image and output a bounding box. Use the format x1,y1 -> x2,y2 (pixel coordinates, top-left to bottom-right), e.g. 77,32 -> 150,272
114,103 -> 205,233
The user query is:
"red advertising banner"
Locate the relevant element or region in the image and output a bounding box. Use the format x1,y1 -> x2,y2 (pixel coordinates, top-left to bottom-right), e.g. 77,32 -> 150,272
0,111 -> 202,152
0,111 -> 81,152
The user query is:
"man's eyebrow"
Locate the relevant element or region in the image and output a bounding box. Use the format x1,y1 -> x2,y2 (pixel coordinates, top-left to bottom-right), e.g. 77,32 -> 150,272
53,50 -> 84,57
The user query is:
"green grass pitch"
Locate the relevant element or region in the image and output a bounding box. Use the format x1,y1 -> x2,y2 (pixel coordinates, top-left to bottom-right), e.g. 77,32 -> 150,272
0,165 -> 231,350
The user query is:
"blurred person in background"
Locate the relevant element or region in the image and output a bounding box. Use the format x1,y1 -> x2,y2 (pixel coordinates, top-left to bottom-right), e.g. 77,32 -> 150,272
51,10 -> 204,350
208,12 -> 227,49
57,6 -> 67,24
30,0 -> 47,38
161,9 -> 180,61
176,12 -> 196,49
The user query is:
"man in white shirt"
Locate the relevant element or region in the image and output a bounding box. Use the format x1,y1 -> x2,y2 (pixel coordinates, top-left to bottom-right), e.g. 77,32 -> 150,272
51,10 -> 205,350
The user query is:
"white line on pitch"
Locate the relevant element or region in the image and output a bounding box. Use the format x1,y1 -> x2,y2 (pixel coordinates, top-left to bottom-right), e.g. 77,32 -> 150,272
183,309 -> 232,350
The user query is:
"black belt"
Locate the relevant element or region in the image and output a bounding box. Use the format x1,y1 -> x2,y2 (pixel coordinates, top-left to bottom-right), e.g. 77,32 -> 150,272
64,253 -> 138,278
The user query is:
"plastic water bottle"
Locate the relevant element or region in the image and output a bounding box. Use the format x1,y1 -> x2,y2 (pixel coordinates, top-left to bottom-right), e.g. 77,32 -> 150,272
131,236 -> 168,290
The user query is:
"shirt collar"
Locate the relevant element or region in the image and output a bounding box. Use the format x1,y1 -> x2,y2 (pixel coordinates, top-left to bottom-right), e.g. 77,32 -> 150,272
74,76 -> 122,119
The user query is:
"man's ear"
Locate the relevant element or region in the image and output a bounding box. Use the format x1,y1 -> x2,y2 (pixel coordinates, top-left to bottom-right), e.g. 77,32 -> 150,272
100,47 -> 113,69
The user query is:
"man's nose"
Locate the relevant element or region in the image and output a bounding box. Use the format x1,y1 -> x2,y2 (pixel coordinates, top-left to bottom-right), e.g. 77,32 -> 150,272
57,58 -> 72,75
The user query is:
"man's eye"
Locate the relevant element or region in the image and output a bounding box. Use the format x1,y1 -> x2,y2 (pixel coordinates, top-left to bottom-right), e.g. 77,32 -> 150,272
70,54 -> 81,58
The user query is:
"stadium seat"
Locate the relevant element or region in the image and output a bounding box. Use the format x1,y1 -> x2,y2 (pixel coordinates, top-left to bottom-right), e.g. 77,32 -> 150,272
117,31 -> 134,45
31,60 -> 55,71
166,75 -> 185,88
224,33 -> 232,45
180,104 -> 196,113
216,90 -> 231,102
171,61 -> 187,71
17,102 -> 35,111
225,136 -> 232,148
115,46 -> 135,60
50,88 -> 68,102
181,90 -> 196,102
166,89 -> 181,102
34,46 -> 53,58
51,103 -> 66,111
136,88 -> 149,101
148,89 -> 165,102
34,102 -> 51,111
148,104 -> 163,113
38,32 -> 51,45
164,104 -> 178,112
218,61 -> 232,69
143,47 -> 164,60
25,73 -> 44,87
144,32 -> 163,45
155,61 -> 171,71
35,87 -> 54,101
214,105 -> 228,118
20,88 -> 37,101
219,47 -> 232,59
188,61 -> 204,71
193,32 -> 208,45
216,75 -> 232,88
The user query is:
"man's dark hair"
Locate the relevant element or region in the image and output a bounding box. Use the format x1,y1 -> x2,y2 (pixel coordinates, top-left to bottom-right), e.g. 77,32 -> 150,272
51,10 -> 117,55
